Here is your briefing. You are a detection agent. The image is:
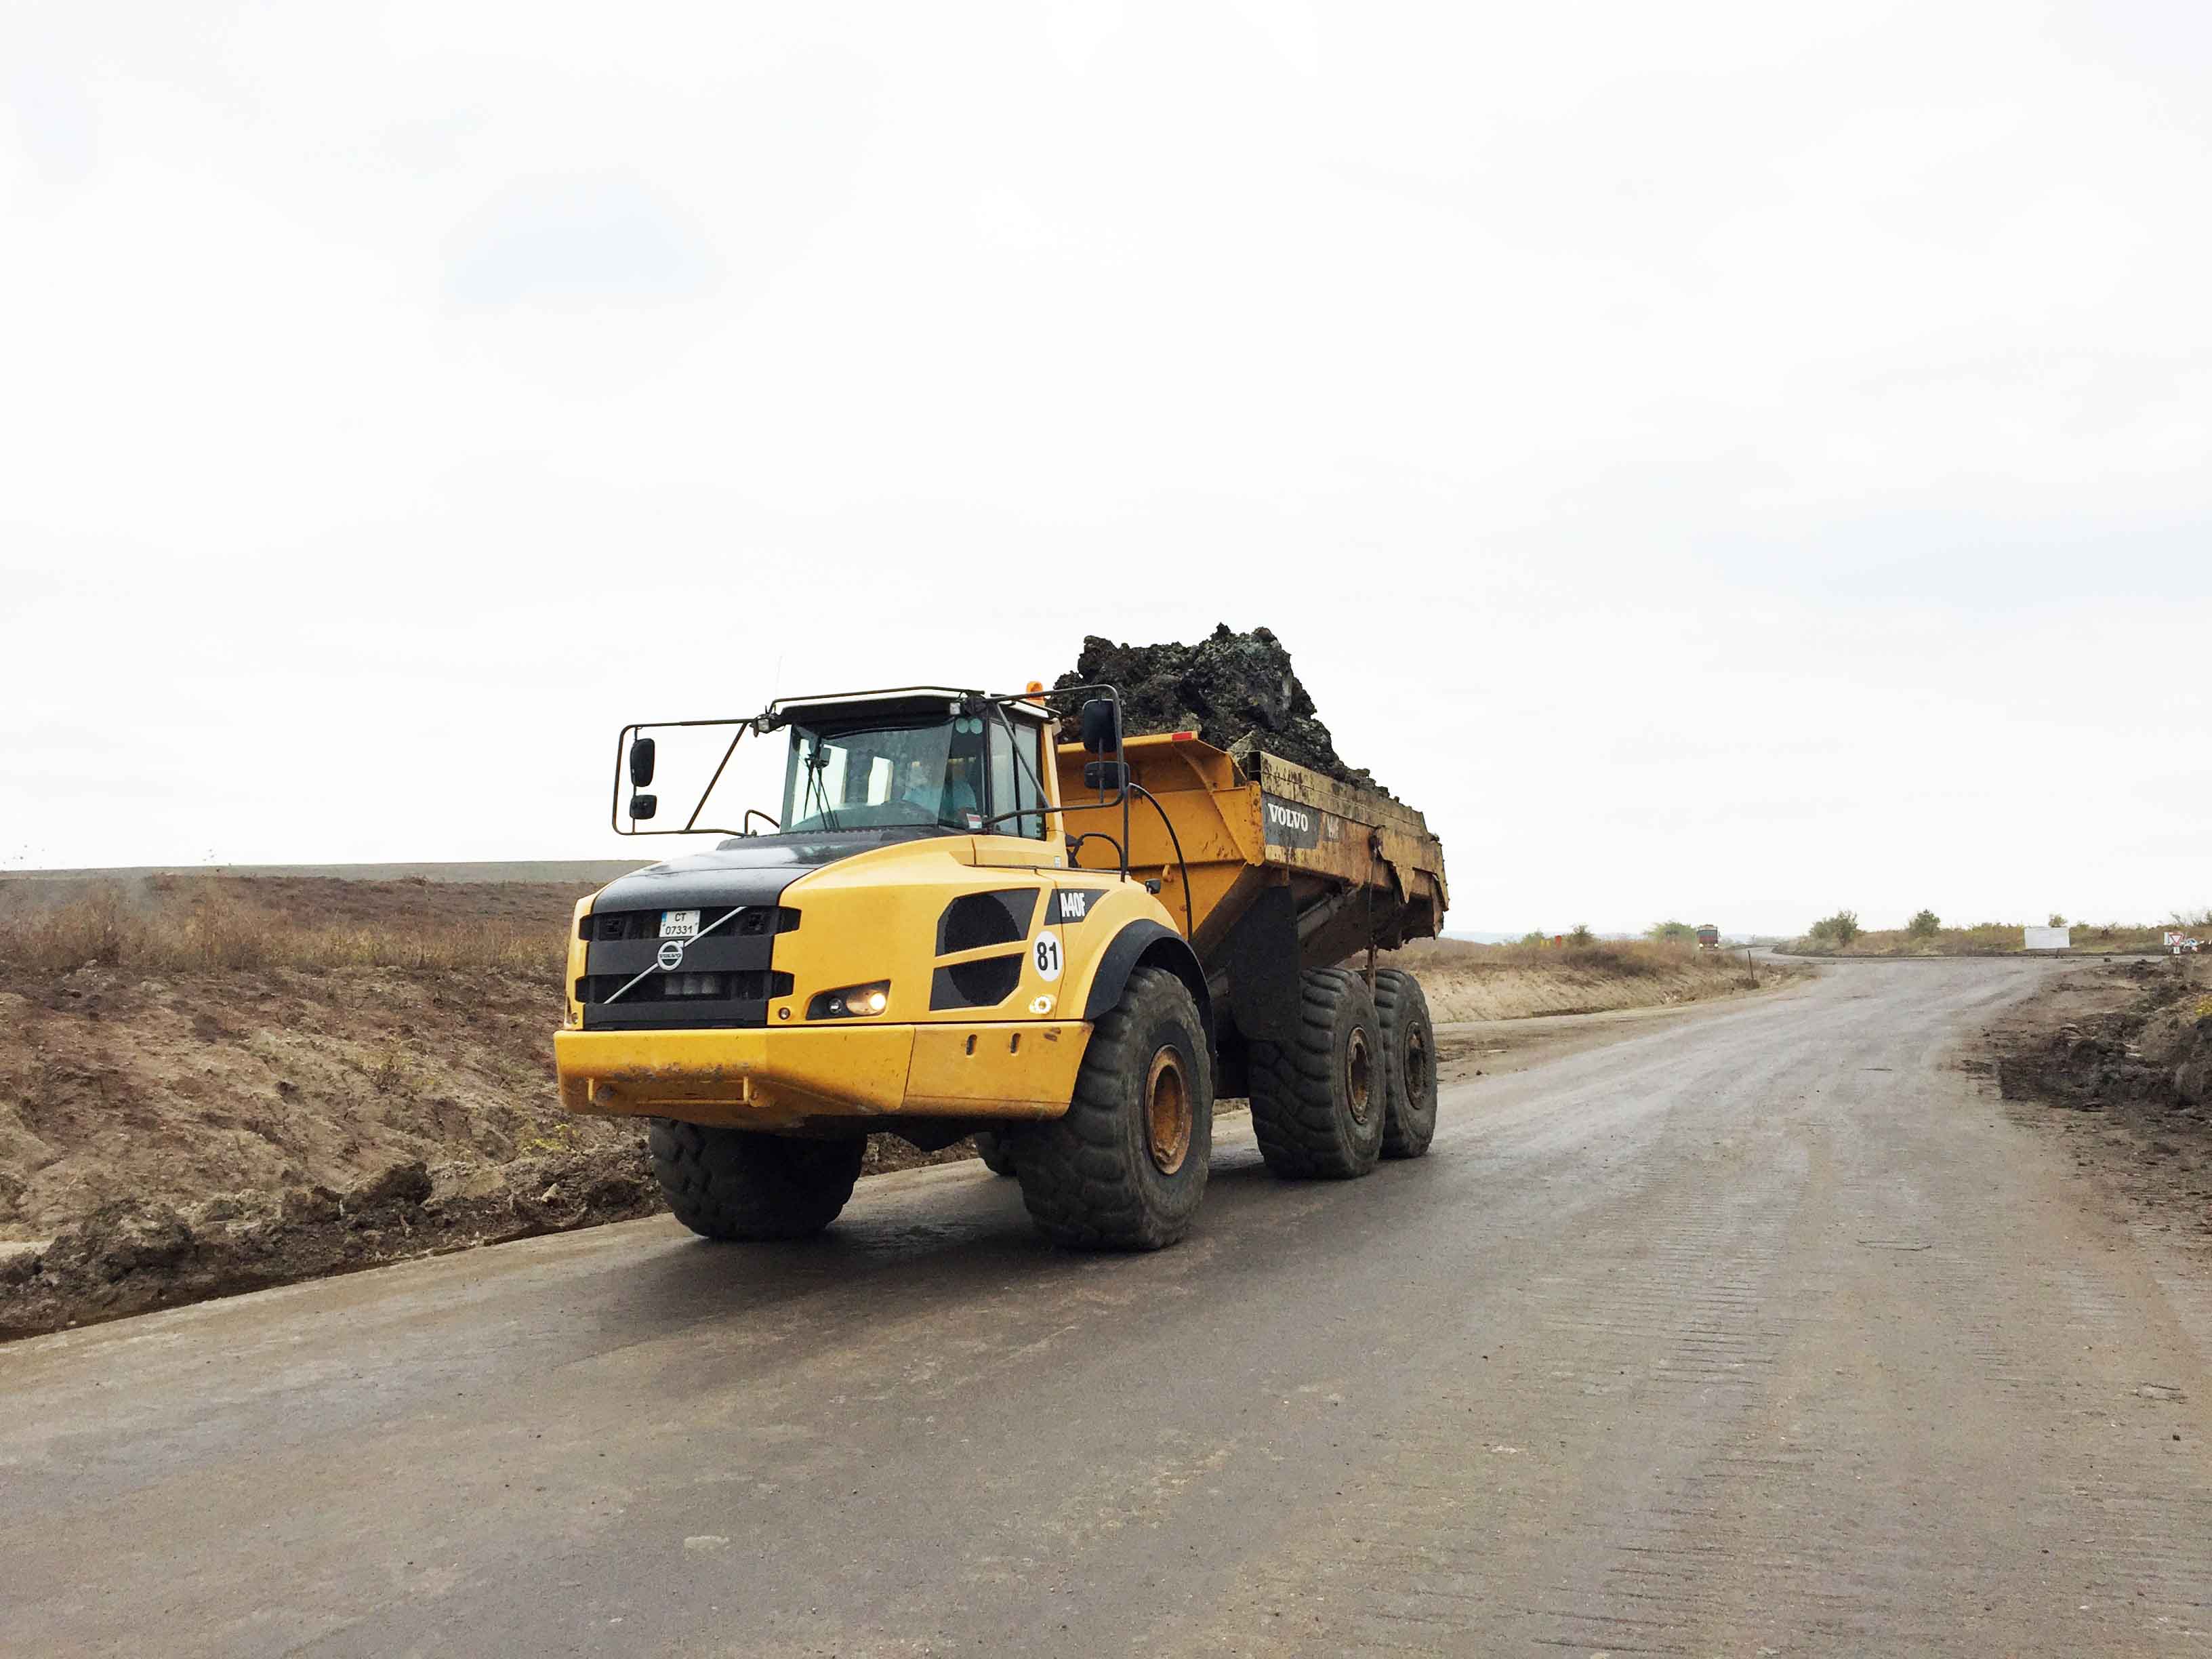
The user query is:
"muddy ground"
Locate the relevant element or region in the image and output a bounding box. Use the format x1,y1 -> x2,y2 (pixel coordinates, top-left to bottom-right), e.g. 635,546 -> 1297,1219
1981,955 -> 2212,1240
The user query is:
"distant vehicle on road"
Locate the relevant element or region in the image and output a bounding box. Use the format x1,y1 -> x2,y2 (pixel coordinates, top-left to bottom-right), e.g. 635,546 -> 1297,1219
1696,924 -> 1721,951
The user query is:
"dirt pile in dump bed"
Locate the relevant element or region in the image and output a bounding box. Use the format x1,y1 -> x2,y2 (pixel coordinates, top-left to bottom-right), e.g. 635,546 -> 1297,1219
1058,625 -> 1386,793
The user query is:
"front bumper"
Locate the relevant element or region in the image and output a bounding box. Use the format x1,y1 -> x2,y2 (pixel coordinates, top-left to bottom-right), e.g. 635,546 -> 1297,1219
553,1021 -> 1093,1130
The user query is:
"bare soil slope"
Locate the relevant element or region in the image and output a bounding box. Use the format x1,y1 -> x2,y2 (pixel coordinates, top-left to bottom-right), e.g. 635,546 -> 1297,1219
1984,955 -> 2212,1236
1382,935 -> 1801,1022
0,876 -> 613,1241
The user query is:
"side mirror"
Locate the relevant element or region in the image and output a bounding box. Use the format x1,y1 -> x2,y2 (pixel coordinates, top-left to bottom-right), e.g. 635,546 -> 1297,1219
1078,697 -> 1120,755
1084,760 -> 1128,792
628,737 -> 657,789
628,793 -> 658,821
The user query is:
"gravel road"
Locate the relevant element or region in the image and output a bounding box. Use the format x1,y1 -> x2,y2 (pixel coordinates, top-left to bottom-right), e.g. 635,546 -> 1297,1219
5,960 -> 2208,1655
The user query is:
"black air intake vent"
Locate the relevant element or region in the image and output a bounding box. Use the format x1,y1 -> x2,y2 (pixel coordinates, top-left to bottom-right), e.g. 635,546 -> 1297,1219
575,970 -> 793,1006
930,954 -> 1023,1011
937,890 -> 1039,954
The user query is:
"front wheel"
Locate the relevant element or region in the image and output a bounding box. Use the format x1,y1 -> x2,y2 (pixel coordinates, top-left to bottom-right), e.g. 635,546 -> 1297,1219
973,1130 -> 1018,1177
1013,965 -> 1213,1250
648,1120 -> 864,1241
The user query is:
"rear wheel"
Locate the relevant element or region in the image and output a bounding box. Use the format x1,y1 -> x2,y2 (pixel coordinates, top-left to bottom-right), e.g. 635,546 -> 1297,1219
648,1120 -> 864,1241
1250,967 -> 1385,1179
1374,968 -> 1438,1159
973,1131 -> 1018,1177
1013,966 -> 1212,1250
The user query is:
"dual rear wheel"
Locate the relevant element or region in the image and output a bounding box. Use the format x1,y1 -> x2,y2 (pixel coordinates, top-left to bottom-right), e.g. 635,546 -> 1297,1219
1248,966 -> 1437,1176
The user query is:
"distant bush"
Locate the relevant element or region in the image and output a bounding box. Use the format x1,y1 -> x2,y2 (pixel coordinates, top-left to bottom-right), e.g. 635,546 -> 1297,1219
1908,909 -> 1940,939
1568,924 -> 1594,947
1807,909 -> 1861,947
1647,920 -> 1697,943
2047,913 -> 2068,928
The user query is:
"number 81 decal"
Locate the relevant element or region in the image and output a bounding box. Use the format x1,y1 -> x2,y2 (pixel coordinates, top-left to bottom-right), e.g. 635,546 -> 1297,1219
1032,930 -> 1063,981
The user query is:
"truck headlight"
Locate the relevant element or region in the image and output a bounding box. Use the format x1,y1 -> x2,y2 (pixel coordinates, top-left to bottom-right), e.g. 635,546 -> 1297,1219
807,981 -> 890,1020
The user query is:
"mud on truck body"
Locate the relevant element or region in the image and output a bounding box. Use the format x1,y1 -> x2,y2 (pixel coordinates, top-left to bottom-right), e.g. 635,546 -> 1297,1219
552,686 -> 1448,1250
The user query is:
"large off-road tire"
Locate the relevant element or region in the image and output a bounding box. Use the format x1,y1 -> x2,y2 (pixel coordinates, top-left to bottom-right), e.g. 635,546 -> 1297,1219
1374,968 -> 1438,1159
1012,965 -> 1212,1250
648,1120 -> 865,1241
973,1131 -> 1018,1177
1250,967 -> 1385,1179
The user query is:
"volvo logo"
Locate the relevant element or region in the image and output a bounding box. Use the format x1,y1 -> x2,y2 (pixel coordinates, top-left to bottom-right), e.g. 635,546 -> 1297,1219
656,939 -> 686,971
1260,792 -> 1323,850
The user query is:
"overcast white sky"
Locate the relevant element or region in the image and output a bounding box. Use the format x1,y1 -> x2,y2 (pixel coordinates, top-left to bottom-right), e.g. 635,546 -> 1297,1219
5,1 -> 2208,936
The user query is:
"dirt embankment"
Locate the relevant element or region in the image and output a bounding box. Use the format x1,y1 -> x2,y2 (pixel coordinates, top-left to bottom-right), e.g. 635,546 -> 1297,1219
1382,936 -> 1807,1023
1981,957 -> 2212,1237
0,876 -> 983,1339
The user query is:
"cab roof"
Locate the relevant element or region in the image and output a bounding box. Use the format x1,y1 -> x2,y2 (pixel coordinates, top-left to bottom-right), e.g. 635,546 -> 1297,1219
768,687 -> 1052,729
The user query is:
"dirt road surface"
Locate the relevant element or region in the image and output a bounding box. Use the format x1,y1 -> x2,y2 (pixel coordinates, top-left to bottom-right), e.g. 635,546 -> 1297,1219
5,960 -> 2209,1656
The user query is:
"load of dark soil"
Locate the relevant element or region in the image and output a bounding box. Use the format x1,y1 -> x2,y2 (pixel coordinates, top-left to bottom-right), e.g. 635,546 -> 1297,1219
1058,625 -> 1385,794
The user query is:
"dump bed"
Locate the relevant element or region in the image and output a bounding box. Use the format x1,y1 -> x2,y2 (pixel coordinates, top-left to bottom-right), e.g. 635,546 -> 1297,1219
1054,734 -> 1448,981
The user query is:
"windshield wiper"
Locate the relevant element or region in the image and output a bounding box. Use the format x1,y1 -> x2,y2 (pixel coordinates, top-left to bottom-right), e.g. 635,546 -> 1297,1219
801,741 -> 841,831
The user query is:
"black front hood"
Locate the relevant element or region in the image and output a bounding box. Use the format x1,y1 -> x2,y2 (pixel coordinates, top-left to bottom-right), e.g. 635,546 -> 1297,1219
593,826 -> 938,912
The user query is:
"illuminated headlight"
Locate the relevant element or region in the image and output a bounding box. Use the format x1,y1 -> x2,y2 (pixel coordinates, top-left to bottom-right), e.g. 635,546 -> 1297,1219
807,981 -> 890,1020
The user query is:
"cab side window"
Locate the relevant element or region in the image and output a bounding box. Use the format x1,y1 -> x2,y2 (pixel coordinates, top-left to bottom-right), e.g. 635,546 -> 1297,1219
987,720 -> 1048,840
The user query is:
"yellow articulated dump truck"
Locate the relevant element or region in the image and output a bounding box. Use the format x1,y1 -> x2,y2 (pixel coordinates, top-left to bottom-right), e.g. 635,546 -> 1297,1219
552,684 -> 1448,1250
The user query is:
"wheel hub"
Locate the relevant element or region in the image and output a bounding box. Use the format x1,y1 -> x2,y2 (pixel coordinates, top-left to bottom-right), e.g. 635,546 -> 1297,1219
1406,1025 -> 1431,1103
1145,1046 -> 1193,1174
1346,1029 -> 1374,1124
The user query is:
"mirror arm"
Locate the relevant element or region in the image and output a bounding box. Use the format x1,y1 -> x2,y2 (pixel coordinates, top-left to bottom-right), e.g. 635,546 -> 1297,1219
682,721 -> 754,834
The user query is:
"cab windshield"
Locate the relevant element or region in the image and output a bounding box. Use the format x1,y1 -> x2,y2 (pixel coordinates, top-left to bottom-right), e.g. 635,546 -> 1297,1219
781,716 -> 988,834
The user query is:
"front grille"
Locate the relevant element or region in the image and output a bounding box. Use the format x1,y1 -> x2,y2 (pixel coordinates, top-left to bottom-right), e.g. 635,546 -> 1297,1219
574,970 -> 794,1006
580,906 -> 800,942
576,901 -> 794,1031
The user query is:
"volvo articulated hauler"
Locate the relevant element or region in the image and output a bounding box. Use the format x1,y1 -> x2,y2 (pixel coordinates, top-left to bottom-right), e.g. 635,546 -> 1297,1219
552,685 -> 1449,1250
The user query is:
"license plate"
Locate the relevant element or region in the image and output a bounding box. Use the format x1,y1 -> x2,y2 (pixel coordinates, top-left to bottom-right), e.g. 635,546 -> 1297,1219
659,909 -> 701,940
